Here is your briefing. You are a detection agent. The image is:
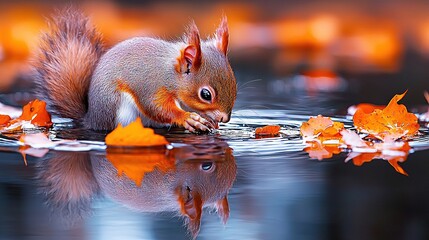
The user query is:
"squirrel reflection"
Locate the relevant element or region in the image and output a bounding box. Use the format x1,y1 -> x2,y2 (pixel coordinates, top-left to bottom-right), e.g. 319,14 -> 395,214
36,141 -> 236,238
36,151 -> 98,226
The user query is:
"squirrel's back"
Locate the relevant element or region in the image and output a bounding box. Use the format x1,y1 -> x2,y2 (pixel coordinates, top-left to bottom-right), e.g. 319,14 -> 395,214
31,9 -> 105,121
85,37 -> 180,129
32,10 -> 236,131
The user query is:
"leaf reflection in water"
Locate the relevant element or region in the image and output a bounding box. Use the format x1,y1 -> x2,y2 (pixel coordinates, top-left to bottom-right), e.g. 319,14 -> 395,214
36,141 -> 236,239
106,147 -> 176,187
303,134 -> 411,175
345,144 -> 410,176
304,141 -> 341,160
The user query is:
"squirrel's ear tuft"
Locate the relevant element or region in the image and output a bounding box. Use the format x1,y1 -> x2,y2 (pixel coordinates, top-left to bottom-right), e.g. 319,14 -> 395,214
214,16 -> 229,56
176,22 -> 202,74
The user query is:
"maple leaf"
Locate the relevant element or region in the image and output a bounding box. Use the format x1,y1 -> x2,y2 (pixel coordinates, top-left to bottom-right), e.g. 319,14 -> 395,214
353,91 -> 419,142
0,115 -> 11,125
105,117 -> 169,147
2,99 -> 53,132
347,103 -> 385,116
340,129 -> 369,148
300,115 -> 344,141
255,125 -> 281,136
17,99 -> 52,127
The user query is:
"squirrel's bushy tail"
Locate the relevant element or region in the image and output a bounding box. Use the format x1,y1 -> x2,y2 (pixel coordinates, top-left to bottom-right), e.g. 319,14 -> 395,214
32,8 -> 104,120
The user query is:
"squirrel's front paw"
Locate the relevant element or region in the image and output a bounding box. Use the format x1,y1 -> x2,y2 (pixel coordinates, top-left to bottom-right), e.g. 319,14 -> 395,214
183,112 -> 214,133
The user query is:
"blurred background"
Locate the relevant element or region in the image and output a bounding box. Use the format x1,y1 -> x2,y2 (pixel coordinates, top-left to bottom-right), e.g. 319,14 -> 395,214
0,0 -> 428,106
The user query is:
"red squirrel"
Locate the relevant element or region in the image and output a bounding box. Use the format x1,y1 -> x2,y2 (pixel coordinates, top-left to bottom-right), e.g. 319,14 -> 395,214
32,9 -> 237,132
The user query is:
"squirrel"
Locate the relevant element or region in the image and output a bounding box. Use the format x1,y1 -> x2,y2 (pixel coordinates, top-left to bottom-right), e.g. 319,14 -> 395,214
32,9 -> 237,132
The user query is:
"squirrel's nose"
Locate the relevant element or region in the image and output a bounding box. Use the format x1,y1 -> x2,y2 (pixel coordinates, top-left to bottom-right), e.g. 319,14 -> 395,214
220,112 -> 231,123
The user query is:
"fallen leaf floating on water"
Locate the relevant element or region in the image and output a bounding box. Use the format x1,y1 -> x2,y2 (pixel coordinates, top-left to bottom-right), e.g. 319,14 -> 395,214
341,129 -> 411,152
0,115 -> 11,125
255,125 -> 281,136
17,99 -> 52,127
353,91 -> 419,142
321,121 -> 345,138
300,115 -> 344,141
347,103 -> 385,116
2,99 -> 52,131
105,117 -> 169,147
340,129 -> 369,148
20,133 -> 56,148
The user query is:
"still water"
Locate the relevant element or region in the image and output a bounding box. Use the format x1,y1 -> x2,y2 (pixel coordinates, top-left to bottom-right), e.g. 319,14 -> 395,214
1,81 -> 429,240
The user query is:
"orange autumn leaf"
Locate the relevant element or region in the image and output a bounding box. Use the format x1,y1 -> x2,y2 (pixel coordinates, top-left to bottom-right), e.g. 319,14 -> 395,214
0,114 -> 11,125
321,121 -> 345,137
353,91 -> 419,142
255,125 -> 281,136
348,103 -> 385,115
20,99 -> 52,127
107,148 -> 175,186
355,103 -> 385,114
105,117 -> 169,147
300,115 -> 344,139
10,99 -> 52,127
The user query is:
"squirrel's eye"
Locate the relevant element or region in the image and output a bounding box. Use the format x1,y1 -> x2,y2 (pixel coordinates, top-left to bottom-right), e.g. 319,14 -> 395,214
200,162 -> 215,172
201,162 -> 213,171
200,88 -> 212,102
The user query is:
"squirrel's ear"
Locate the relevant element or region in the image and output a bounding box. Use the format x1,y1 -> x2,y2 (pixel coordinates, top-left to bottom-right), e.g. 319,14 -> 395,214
215,195 -> 230,224
176,187 -> 203,238
176,22 -> 202,74
214,16 -> 229,56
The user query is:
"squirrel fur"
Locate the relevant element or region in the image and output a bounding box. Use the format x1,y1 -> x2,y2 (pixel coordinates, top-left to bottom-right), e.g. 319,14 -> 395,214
32,9 -> 237,132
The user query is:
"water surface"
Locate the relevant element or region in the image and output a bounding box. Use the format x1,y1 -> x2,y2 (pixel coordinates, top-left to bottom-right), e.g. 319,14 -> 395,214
1,88 -> 429,240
